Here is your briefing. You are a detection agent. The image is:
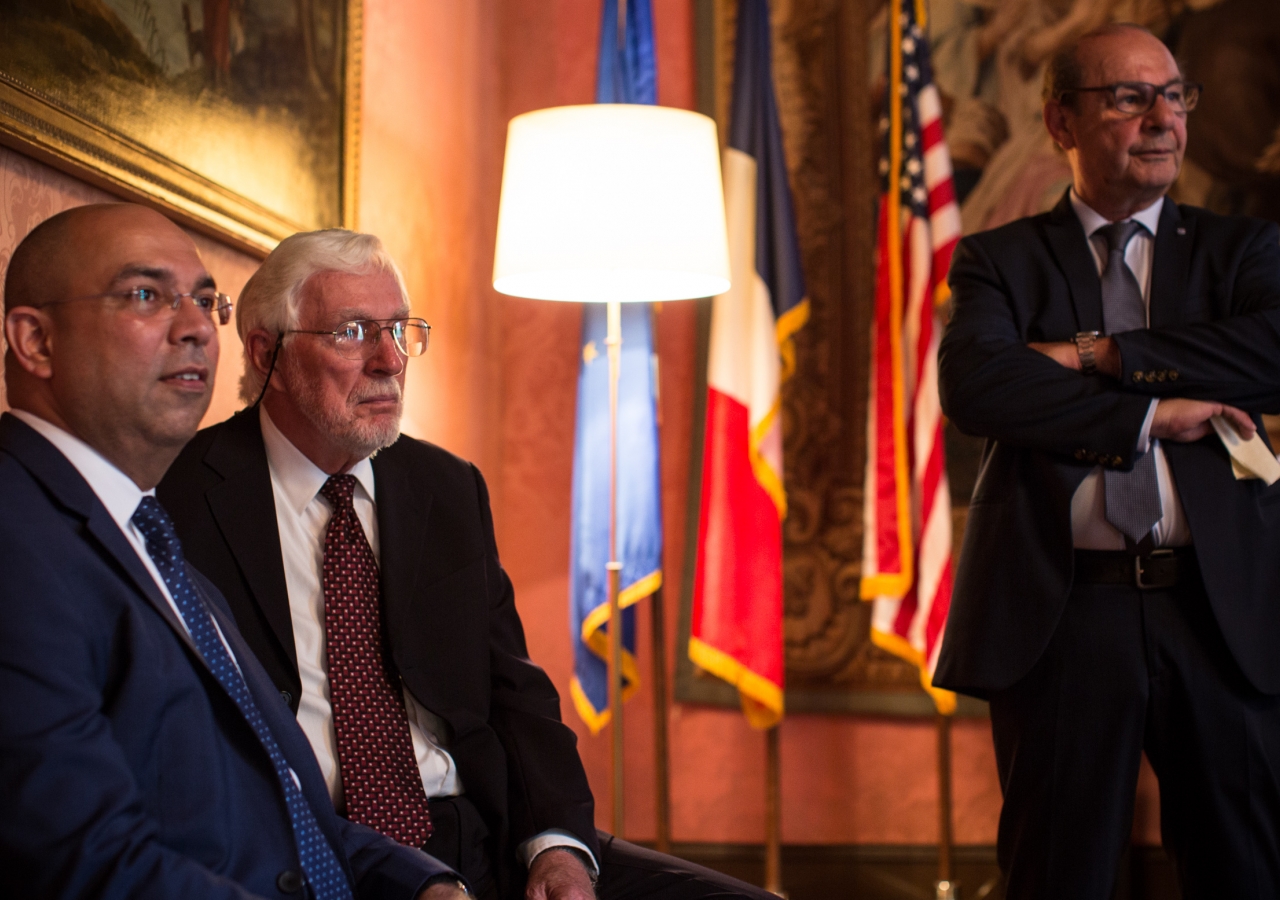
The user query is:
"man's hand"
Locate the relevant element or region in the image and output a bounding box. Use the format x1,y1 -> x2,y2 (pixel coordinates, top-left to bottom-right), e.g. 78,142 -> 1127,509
525,847 -> 596,900
1027,336 -> 1121,377
1151,398 -> 1256,443
418,881 -> 469,900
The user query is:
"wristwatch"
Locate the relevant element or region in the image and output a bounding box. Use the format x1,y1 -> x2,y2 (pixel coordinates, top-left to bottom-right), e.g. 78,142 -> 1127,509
421,874 -> 470,896
1074,331 -> 1102,375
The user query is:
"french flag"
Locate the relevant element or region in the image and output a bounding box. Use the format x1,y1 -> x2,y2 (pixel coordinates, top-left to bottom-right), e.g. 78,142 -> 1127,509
689,0 -> 807,730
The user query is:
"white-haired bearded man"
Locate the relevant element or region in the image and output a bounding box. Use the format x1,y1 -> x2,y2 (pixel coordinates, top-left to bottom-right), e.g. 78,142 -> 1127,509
158,229 -> 776,900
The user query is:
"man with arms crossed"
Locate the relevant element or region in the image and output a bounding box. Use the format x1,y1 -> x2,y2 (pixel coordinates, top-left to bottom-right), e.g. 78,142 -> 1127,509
935,24 -> 1280,900
0,204 -> 463,899
159,229 -> 773,900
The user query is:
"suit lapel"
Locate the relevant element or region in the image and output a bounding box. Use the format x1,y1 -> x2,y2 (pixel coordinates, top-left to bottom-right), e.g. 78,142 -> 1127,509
1149,198 -> 1192,329
372,442 -> 433,637
203,411 -> 298,671
1042,190 -> 1104,333
0,415 -> 203,662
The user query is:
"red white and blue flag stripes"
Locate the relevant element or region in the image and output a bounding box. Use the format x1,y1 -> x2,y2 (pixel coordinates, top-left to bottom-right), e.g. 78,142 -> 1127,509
690,0 -> 807,730
860,0 -> 960,714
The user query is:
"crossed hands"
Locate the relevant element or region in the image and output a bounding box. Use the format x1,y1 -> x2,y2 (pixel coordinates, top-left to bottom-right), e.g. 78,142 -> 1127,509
1027,338 -> 1256,443
525,848 -> 597,900
417,847 -> 595,900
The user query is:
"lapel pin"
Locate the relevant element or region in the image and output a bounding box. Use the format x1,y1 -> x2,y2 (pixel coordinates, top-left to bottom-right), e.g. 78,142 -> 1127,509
1176,227 -> 1186,235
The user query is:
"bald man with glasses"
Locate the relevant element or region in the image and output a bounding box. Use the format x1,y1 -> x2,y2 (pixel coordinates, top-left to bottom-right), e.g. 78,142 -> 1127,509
933,24 -> 1280,900
0,204 -> 461,899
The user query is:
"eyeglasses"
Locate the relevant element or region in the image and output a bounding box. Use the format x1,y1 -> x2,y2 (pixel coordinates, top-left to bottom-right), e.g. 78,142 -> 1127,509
287,317 -> 431,360
56,286 -> 234,325
1063,80 -> 1201,115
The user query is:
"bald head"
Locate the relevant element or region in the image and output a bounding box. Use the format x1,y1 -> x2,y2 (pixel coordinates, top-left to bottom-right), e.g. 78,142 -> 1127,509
5,204 -> 146,314
3,203 -> 220,488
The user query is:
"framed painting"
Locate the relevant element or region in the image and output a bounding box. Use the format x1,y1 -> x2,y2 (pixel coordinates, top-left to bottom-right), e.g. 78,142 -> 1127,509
0,0 -> 362,256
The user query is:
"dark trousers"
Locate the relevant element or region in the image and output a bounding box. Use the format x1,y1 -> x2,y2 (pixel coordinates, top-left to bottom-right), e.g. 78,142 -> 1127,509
423,798 -> 774,900
989,565 -> 1280,900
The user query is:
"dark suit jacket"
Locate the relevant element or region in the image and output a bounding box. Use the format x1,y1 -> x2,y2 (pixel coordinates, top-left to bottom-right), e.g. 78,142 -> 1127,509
935,193 -> 1280,697
157,410 -> 598,891
0,414 -> 450,899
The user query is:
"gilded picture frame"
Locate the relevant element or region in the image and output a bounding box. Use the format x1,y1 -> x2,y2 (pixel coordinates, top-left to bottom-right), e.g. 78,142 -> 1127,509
0,0 -> 362,257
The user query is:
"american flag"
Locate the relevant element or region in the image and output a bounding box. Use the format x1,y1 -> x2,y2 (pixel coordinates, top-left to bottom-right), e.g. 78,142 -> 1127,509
860,0 -> 960,713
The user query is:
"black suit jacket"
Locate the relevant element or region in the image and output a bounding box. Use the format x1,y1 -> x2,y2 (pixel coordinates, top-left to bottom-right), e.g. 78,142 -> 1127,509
0,414 -> 449,899
935,193 -> 1280,696
157,410 -> 598,890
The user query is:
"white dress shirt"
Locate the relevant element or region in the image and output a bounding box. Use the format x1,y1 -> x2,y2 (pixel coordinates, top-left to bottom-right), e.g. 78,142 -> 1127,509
1068,191 -> 1191,549
258,407 -> 594,872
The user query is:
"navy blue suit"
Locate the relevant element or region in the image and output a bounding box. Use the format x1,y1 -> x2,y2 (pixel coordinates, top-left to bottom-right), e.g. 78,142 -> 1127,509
936,194 -> 1280,899
0,414 -> 452,899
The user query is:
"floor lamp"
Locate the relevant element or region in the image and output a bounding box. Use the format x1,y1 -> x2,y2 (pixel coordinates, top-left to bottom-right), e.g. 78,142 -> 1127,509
492,103 -> 730,835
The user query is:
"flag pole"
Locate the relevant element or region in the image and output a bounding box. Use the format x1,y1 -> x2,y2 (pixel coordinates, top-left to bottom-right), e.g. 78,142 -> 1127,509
765,725 -> 782,894
935,713 -> 956,900
649,304 -> 671,853
652,585 -> 671,852
606,299 -> 625,838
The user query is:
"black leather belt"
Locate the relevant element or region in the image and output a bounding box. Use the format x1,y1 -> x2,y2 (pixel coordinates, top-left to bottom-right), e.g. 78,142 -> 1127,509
1074,547 -> 1198,590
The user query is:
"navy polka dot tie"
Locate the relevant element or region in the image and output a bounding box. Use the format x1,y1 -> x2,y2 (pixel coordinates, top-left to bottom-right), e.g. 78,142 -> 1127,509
320,475 -> 433,846
132,496 -> 353,900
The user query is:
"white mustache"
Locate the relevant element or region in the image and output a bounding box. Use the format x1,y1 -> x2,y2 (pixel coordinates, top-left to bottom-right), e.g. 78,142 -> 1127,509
350,379 -> 402,404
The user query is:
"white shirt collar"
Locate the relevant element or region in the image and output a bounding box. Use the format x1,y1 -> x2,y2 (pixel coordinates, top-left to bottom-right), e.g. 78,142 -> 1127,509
9,409 -> 150,533
1070,188 -> 1164,239
258,405 -> 376,514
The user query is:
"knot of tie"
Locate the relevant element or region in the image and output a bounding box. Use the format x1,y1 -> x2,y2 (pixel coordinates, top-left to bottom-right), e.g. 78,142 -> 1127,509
1096,219 -> 1145,257
132,495 -> 183,568
320,474 -> 358,511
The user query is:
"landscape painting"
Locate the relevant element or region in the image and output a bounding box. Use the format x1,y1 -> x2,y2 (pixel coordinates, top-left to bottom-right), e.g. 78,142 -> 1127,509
0,0 -> 354,253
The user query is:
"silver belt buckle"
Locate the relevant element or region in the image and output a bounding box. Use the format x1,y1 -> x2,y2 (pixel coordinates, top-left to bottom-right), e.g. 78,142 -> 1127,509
1134,549 -> 1174,590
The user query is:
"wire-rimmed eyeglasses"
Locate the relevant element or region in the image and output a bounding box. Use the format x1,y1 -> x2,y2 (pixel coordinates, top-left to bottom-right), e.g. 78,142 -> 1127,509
48,286 -> 234,325
1061,80 -> 1201,116
286,317 -> 431,360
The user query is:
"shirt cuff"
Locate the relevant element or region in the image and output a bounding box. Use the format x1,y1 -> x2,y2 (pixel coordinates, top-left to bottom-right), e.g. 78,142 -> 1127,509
516,830 -> 599,879
1137,398 -> 1159,454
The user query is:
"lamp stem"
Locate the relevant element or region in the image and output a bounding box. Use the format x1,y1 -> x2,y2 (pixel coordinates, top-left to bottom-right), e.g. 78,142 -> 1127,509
605,299 -> 624,838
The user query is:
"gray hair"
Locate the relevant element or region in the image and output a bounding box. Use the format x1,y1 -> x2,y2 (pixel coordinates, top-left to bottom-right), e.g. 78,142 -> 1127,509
236,228 -> 409,404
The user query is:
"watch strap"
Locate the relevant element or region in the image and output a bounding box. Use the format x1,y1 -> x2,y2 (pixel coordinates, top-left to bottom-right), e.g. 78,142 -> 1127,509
1074,331 -> 1102,375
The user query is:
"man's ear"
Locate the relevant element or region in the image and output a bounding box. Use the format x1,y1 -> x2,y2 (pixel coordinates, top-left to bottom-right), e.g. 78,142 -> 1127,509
5,307 -> 57,380
244,328 -> 279,378
1043,99 -> 1076,152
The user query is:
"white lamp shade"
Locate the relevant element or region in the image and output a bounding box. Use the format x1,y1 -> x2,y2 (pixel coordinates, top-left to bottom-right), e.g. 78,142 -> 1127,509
492,104 -> 732,303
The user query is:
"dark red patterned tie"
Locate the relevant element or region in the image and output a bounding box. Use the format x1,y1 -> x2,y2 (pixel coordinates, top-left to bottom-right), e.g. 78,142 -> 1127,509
320,474 -> 432,846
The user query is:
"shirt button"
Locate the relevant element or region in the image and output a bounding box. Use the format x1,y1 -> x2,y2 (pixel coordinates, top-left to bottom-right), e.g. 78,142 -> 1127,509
280,691 -> 293,707
277,870 -> 303,893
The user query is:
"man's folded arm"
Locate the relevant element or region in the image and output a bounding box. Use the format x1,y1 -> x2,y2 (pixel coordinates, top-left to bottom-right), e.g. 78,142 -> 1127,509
939,235 -> 1153,461
1111,220 -> 1280,412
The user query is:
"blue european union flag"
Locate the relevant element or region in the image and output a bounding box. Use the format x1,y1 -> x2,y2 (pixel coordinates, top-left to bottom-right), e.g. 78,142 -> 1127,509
568,0 -> 663,732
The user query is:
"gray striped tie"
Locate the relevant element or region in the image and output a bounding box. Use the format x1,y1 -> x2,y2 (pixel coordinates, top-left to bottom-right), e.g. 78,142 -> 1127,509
1098,220 -> 1162,544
